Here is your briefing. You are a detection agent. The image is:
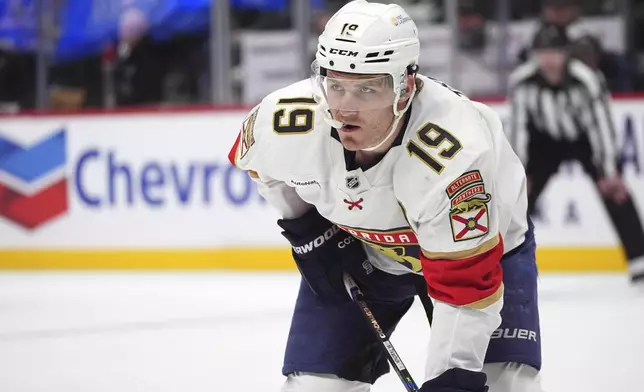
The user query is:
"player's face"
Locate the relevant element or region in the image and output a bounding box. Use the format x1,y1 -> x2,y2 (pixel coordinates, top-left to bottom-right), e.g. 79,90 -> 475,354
325,71 -> 397,151
535,49 -> 567,84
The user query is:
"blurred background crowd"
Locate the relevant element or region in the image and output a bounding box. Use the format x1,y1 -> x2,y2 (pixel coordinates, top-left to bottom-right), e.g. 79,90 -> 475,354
0,0 -> 641,112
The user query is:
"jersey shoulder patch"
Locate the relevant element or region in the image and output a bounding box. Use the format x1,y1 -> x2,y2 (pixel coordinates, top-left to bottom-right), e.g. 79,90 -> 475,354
445,170 -> 493,242
238,105 -> 260,161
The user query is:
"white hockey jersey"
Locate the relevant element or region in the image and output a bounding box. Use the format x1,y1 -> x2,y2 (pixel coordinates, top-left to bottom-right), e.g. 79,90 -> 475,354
229,74 -> 530,381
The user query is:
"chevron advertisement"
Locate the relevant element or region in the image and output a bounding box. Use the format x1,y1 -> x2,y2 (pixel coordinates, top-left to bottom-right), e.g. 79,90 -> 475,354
0,112 -> 283,254
0,98 -> 643,270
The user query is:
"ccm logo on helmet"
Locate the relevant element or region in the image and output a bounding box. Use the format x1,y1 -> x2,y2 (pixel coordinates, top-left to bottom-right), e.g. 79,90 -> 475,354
329,48 -> 359,57
292,226 -> 341,255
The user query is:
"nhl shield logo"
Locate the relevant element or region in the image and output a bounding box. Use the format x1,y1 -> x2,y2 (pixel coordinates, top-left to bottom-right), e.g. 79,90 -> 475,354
346,175 -> 360,189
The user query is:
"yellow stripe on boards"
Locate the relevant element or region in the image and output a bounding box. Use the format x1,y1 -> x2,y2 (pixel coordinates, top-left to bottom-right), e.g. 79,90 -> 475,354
0,249 -> 295,270
535,247 -> 626,271
0,247 -> 628,271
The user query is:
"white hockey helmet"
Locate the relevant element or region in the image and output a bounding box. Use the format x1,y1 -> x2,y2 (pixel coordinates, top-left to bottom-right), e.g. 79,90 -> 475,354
311,0 -> 420,150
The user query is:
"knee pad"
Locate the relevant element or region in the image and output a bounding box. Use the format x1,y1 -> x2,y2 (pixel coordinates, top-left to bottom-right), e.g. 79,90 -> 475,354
281,372 -> 371,392
484,362 -> 543,392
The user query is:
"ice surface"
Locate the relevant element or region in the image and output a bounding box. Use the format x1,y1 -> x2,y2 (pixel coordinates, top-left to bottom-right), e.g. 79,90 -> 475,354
0,272 -> 641,391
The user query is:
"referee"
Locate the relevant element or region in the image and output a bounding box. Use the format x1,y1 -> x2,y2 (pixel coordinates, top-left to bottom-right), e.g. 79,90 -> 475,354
507,24 -> 644,284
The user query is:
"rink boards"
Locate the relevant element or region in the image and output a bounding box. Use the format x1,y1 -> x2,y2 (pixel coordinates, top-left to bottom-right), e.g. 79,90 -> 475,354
1,98 -> 643,271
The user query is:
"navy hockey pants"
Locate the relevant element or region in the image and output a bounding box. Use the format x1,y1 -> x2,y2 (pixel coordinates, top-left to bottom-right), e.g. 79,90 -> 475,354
281,220 -> 541,384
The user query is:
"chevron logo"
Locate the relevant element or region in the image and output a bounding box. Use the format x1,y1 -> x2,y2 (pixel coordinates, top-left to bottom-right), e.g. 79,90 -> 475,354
0,129 -> 68,229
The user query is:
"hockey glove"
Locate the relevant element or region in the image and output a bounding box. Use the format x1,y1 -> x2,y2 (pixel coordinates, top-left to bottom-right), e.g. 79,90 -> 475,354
277,207 -> 368,304
419,368 -> 489,392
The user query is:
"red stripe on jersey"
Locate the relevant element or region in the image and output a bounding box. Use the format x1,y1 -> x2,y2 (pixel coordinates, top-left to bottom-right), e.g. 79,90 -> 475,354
420,236 -> 504,306
228,132 -> 241,167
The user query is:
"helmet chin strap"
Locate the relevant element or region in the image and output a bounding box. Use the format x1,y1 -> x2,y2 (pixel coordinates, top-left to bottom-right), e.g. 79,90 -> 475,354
316,99 -> 346,129
323,113 -> 345,129
360,88 -> 415,152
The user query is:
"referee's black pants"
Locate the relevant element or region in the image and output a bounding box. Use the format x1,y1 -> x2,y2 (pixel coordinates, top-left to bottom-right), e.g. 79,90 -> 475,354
525,133 -> 644,272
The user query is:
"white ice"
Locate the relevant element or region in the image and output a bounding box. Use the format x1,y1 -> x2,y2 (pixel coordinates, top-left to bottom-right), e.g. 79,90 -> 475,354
0,272 -> 642,392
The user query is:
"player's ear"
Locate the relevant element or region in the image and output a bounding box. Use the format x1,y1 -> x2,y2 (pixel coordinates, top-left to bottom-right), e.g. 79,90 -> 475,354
405,74 -> 415,97
398,74 -> 416,103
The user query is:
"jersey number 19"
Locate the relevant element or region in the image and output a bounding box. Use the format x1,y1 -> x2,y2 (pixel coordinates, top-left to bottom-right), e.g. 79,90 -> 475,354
407,123 -> 462,174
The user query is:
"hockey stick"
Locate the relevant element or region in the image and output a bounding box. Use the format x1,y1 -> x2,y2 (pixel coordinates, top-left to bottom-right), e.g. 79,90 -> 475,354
343,273 -> 420,392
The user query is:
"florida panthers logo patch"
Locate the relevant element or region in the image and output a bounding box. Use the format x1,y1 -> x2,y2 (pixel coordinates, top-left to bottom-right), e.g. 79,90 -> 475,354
446,170 -> 492,242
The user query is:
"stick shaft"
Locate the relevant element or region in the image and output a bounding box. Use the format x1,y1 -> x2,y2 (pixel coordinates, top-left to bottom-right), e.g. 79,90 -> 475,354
343,273 -> 419,392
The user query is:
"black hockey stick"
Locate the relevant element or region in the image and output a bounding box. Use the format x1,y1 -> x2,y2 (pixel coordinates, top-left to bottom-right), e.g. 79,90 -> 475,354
343,273 -> 420,392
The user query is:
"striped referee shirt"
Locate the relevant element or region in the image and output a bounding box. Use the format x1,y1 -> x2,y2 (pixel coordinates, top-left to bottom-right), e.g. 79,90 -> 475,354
508,59 -> 617,177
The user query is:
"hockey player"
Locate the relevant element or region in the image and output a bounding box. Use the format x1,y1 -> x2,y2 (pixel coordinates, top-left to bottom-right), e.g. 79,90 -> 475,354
228,1 -> 542,391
